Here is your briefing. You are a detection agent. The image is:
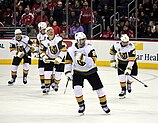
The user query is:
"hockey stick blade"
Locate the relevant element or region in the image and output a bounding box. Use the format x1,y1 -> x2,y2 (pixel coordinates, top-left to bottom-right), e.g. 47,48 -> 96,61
117,67 -> 148,87
64,78 -> 71,94
46,59 -> 65,64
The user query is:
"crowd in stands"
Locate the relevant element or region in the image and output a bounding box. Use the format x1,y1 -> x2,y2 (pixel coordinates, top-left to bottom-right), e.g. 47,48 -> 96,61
0,0 -> 158,39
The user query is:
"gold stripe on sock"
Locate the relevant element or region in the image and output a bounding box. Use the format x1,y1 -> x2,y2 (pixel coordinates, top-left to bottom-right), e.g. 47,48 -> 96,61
120,82 -> 126,87
76,95 -> 83,103
99,95 -> 107,103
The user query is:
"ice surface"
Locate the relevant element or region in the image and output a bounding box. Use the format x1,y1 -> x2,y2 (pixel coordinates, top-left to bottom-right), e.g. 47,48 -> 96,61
0,65 -> 158,123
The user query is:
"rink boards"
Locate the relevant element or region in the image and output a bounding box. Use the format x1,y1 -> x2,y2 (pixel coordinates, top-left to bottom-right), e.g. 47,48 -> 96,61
0,39 -> 158,69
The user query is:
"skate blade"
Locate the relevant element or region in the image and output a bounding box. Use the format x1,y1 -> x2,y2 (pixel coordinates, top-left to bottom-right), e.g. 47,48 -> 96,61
8,83 -> 14,86
79,112 -> 85,116
119,96 -> 126,99
43,92 -> 49,95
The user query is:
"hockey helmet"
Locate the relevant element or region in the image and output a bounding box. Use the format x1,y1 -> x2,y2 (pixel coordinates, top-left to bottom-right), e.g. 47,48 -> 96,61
14,29 -> 22,35
38,22 -> 47,31
120,34 -> 129,47
45,27 -> 54,37
75,32 -> 87,48
120,34 -> 129,42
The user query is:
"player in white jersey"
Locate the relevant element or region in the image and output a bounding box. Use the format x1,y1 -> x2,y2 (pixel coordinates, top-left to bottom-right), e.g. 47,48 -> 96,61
40,27 -> 66,94
64,32 -> 110,114
36,22 -> 47,89
8,29 -> 35,85
109,34 -> 138,98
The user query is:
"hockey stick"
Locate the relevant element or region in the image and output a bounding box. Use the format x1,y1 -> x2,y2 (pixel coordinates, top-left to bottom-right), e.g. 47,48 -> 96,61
117,67 -> 148,87
64,78 -> 71,94
45,59 -> 66,64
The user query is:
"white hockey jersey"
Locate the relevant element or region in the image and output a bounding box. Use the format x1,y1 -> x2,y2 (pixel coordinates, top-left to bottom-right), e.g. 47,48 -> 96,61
40,35 -> 66,59
37,33 -> 47,44
10,35 -> 31,56
36,33 -> 47,52
110,42 -> 136,62
65,43 -> 97,73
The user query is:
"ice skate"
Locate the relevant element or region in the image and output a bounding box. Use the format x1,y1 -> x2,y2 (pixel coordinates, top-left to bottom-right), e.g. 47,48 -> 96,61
23,77 -> 27,84
8,78 -> 16,86
51,82 -> 55,89
119,90 -> 126,99
78,103 -> 85,114
101,105 -> 110,114
43,87 -> 50,95
41,83 -> 45,89
53,83 -> 59,92
127,83 -> 132,93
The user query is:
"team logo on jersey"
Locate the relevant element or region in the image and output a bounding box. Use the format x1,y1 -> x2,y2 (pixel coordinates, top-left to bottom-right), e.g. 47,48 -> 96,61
77,60 -> 86,66
49,45 -> 58,54
119,52 -> 128,59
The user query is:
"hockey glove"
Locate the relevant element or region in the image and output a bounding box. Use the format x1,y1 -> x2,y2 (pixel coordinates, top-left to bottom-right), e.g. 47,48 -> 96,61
30,46 -> 35,52
16,51 -> 25,58
124,67 -> 132,75
65,71 -> 73,81
110,60 -> 117,68
54,57 -> 62,64
42,55 -> 50,63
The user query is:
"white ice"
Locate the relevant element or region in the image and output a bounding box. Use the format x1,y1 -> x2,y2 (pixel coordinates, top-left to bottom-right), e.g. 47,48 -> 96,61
0,65 -> 158,123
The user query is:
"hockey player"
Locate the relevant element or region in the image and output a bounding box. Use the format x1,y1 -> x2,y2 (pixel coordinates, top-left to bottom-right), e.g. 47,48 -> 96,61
8,29 -> 35,85
40,27 -> 66,94
64,32 -> 110,114
36,22 -> 47,89
109,34 -> 138,98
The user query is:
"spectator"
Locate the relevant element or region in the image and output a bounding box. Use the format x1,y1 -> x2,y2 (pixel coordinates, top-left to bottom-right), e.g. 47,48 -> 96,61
150,3 -> 158,21
21,7 -> 34,26
60,30 -> 68,39
53,1 -> 64,26
149,20 -> 156,33
72,0 -> 82,18
32,0 -> 43,17
45,20 -> 51,27
138,11 -> 150,25
98,4 -> 112,28
143,26 -> 153,38
60,21 -> 70,35
21,7 -> 34,33
69,11 -> 78,26
12,11 -> 21,26
79,1 -> 94,38
17,5 -> 24,18
100,26 -> 113,39
142,0 -> 153,16
49,16 -> 54,26
3,6 -> 12,26
69,21 -> 84,38
121,25 -> 134,38
28,28 -> 37,37
43,3 -> 50,17
34,11 -> 48,28
52,20 -> 61,35
153,25 -> 158,38
93,10 -> 103,26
